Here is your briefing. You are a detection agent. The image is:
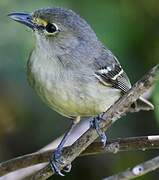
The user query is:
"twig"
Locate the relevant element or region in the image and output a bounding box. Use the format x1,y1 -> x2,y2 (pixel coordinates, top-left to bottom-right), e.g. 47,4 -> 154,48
1,135 -> 159,177
103,155 -> 159,180
0,120 -> 91,180
83,135 -> 159,156
0,164 -> 47,180
28,65 -> 159,180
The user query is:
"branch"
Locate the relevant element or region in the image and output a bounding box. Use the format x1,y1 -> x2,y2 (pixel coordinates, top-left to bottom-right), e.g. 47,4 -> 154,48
28,64 -> 159,180
83,135 -> 159,156
103,155 -> 159,180
1,135 -> 159,177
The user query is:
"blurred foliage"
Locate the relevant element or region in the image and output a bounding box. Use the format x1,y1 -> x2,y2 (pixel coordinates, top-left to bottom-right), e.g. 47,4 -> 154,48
0,0 -> 159,180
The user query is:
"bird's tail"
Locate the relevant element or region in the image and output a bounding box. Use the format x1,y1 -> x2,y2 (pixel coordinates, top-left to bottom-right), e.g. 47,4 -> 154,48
131,97 -> 154,112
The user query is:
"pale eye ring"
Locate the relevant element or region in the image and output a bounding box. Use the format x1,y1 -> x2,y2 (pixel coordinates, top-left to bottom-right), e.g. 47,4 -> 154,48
45,23 -> 59,34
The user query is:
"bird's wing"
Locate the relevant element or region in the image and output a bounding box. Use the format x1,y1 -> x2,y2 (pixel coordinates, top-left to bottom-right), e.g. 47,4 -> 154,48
94,49 -> 131,93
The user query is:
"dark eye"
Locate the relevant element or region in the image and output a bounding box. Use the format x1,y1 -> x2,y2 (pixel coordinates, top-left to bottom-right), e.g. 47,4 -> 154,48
45,23 -> 59,34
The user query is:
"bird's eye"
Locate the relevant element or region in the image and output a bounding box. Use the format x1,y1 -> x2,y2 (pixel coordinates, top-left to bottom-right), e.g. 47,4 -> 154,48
45,23 -> 59,34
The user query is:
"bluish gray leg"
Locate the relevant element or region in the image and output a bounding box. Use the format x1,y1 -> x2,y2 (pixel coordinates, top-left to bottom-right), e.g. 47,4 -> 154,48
90,113 -> 107,146
50,116 -> 80,176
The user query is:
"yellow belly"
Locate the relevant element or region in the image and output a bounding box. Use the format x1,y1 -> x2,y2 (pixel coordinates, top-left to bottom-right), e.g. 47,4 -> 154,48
34,79 -> 121,118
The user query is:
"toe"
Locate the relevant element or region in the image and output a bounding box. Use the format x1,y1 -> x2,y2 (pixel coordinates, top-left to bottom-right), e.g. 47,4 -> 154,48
101,133 -> 107,147
63,164 -> 72,173
50,159 -> 65,176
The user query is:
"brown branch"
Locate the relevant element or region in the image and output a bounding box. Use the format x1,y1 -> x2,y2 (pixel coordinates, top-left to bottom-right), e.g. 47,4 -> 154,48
1,65 -> 157,179
103,155 -> 159,180
28,65 -> 159,180
1,135 -> 159,178
83,135 -> 159,156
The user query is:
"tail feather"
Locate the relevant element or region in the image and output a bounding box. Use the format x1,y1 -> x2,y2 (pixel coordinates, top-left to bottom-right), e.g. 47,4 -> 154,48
131,97 -> 154,112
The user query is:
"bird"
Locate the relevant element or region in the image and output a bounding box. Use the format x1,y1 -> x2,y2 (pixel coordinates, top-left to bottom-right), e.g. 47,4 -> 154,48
8,7 -> 154,176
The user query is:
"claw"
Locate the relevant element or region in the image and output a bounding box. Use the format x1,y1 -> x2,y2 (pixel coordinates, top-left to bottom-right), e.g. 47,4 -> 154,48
49,120 -> 78,176
90,113 -> 107,146
49,149 -> 65,176
50,159 -> 65,176
63,164 -> 72,173
50,148 -> 72,176
100,132 -> 107,147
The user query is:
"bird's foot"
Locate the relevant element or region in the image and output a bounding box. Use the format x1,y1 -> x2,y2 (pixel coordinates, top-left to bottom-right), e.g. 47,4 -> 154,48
90,113 -> 107,147
50,148 -> 72,176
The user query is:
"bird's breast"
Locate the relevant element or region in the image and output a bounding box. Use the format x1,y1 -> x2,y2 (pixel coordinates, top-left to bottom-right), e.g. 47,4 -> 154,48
27,50 -> 121,117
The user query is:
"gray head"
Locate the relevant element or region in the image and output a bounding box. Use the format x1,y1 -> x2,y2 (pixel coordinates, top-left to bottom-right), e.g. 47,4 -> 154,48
8,7 -> 99,52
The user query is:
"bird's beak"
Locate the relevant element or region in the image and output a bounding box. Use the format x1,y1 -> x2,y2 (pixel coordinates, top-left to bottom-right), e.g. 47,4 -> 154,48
8,12 -> 36,29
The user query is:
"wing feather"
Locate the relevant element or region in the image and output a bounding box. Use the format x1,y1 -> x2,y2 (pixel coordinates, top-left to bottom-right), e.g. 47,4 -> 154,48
94,49 -> 131,93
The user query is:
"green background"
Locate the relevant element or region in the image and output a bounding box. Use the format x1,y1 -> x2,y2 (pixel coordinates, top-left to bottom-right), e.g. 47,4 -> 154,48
0,0 -> 159,179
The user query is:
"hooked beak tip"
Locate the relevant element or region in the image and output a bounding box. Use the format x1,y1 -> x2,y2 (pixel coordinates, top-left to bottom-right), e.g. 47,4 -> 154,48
8,12 -> 35,29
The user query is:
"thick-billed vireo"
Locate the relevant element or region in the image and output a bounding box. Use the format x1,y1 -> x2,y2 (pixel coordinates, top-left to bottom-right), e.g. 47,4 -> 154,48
8,7 -> 154,176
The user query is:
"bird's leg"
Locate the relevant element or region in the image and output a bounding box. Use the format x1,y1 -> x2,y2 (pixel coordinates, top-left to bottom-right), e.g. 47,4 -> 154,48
90,113 -> 107,147
50,116 -> 80,176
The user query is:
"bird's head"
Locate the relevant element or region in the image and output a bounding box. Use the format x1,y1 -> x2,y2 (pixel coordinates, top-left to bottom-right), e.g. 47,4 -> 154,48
8,7 -> 98,51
